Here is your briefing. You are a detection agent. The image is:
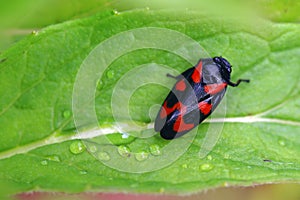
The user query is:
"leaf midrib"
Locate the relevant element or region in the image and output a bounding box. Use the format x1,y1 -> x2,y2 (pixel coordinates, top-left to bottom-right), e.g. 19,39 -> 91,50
0,110 -> 299,161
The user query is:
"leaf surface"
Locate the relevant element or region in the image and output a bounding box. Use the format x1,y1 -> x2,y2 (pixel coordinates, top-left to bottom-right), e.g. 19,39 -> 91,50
0,9 -> 299,196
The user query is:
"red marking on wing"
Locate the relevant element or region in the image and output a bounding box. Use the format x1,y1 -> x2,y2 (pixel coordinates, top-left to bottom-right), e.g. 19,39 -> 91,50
204,83 -> 227,95
160,101 -> 180,118
175,79 -> 186,91
191,61 -> 203,83
173,115 -> 194,132
160,101 -> 193,132
198,102 -> 212,115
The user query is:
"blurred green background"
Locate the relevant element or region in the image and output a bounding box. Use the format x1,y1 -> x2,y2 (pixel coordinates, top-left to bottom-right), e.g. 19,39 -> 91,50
0,0 -> 299,51
0,0 -> 299,199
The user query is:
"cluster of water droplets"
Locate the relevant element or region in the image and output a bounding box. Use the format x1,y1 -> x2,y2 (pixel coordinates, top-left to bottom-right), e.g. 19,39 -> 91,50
40,141 -> 218,174
40,155 -> 61,166
114,143 -> 162,162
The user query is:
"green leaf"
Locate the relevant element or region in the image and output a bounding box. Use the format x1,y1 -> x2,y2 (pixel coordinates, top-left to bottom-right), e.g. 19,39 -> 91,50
0,9 -> 299,197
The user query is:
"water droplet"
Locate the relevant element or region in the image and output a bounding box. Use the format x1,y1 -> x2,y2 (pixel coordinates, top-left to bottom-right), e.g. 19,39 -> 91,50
181,164 -> 188,169
40,160 -> 48,166
89,145 -> 97,153
112,9 -> 120,15
32,30 -> 39,36
106,69 -> 115,79
46,155 -> 60,162
97,151 -> 110,161
70,140 -> 86,154
207,155 -> 213,160
199,163 -> 214,172
80,170 -> 87,175
278,140 -> 285,146
149,144 -> 161,156
121,132 -> 129,139
62,110 -> 71,118
118,145 -> 131,157
135,151 -> 149,161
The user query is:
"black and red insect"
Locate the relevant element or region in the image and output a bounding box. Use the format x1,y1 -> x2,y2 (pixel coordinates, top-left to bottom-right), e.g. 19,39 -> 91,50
154,57 -> 249,140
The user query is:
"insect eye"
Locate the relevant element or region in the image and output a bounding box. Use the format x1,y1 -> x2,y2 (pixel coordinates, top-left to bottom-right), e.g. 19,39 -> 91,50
221,58 -> 230,67
218,57 -> 232,73
228,66 -> 232,73
213,57 -> 221,63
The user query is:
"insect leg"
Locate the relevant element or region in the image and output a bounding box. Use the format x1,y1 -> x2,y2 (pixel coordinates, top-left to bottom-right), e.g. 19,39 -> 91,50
166,73 -> 181,80
227,79 -> 250,87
